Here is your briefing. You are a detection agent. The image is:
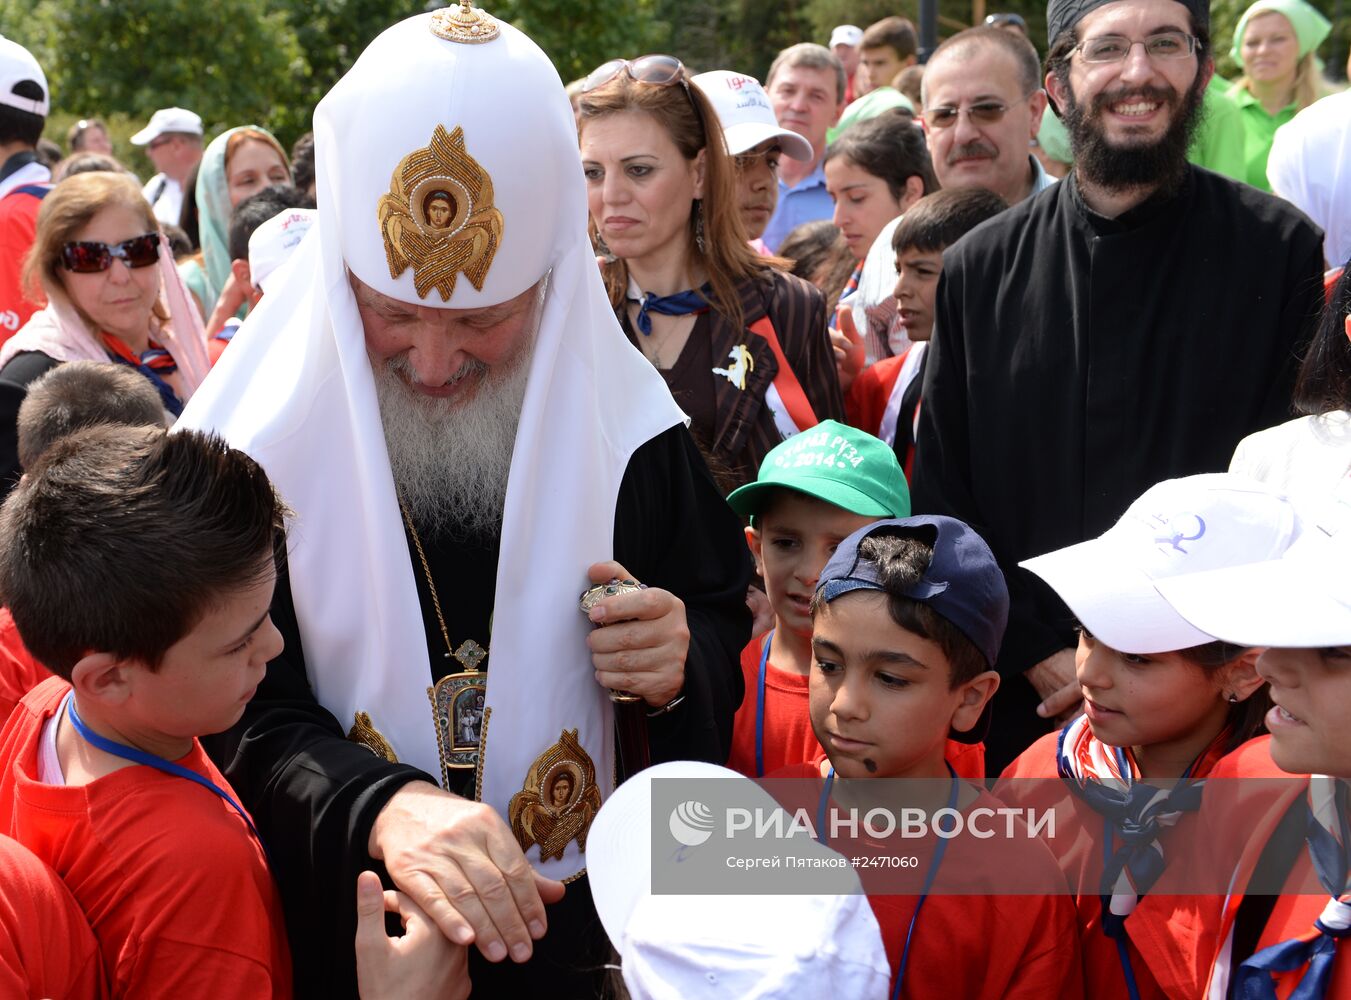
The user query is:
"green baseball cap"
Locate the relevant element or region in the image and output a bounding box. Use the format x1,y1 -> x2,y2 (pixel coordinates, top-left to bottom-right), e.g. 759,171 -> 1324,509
727,420 -> 911,519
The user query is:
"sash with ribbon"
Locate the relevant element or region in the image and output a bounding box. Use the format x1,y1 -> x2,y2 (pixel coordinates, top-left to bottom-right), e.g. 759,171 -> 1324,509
1234,776 -> 1351,1000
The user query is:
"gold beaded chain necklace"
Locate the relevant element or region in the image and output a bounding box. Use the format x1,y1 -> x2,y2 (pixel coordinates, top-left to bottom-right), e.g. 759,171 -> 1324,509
399,496 -> 488,772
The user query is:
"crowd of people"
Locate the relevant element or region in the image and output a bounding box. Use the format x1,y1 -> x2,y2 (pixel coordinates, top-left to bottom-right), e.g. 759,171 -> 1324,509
0,0 -> 1348,995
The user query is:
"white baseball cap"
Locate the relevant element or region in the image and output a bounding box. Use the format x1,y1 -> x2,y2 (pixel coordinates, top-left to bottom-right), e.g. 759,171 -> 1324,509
248,208 -> 317,294
691,71 -> 813,161
1021,473 -> 1302,654
1156,501 -> 1351,649
0,36 -> 48,117
588,760 -> 891,1000
830,25 -> 865,49
130,107 -> 204,145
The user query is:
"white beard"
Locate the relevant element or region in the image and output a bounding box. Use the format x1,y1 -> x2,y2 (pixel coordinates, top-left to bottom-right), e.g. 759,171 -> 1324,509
372,347 -> 531,541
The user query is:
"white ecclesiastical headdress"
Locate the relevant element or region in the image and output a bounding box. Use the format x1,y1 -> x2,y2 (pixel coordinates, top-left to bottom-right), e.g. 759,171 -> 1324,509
178,6 -> 684,881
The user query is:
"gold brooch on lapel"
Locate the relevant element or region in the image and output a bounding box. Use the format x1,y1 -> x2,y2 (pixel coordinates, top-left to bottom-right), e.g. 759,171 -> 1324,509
507,729 -> 602,861
376,124 -> 504,302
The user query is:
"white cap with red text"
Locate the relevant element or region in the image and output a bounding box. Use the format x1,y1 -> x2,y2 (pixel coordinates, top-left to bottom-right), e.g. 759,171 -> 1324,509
691,70 -> 813,160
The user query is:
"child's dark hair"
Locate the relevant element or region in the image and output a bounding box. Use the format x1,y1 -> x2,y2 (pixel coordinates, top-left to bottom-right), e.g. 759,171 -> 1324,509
861,16 -> 918,61
227,184 -> 315,263
1292,257 -> 1351,417
892,187 -> 1008,255
778,220 -> 857,313
822,528 -> 988,687
0,426 -> 287,678
17,361 -> 166,470
824,110 -> 938,202
1176,640 -> 1271,749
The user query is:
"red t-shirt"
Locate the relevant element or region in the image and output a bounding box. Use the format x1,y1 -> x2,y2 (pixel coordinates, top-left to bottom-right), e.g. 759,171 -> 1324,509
0,832 -> 105,999
729,633 -> 986,779
999,731 -> 1199,1000
0,188 -> 45,343
0,607 -> 50,724
779,754 -> 1084,998
844,353 -> 905,440
0,677 -> 292,998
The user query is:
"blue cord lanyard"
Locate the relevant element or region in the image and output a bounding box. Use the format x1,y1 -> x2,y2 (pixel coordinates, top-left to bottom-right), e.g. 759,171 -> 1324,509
816,761 -> 960,1000
64,693 -> 269,863
754,629 -> 773,778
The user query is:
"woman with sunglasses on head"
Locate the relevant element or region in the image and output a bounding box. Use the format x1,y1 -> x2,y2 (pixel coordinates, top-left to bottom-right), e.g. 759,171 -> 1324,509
0,172 -> 210,492
179,126 -> 291,326
578,54 -> 844,494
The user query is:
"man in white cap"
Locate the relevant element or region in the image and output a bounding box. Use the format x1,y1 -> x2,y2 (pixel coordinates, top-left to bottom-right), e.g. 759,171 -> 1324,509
0,36 -> 50,340
131,106 -> 204,225
178,4 -> 751,996
691,70 -> 813,250
829,24 -> 864,103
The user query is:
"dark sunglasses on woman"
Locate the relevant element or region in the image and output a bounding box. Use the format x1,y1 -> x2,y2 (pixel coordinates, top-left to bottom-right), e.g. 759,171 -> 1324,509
60,232 -> 161,273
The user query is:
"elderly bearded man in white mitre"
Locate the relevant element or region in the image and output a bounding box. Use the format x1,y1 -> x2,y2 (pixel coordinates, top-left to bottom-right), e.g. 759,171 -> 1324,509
178,6 -> 753,996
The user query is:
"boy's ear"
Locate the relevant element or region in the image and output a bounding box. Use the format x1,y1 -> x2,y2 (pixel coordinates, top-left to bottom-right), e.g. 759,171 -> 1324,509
69,652 -> 135,706
231,258 -> 252,290
1223,649 -> 1267,704
745,525 -> 765,577
950,670 -> 1000,734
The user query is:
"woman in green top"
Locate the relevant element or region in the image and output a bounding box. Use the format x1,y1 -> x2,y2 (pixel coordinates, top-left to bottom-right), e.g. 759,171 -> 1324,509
1228,0 -> 1331,191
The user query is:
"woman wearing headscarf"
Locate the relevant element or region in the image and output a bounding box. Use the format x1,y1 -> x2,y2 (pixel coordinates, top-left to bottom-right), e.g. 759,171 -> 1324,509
179,126 -> 290,320
1228,0 -> 1331,192
0,172 -> 211,490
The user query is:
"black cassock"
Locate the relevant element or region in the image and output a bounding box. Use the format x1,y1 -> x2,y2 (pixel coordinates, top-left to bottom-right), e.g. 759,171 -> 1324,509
202,423 -> 753,998
912,166 -> 1325,771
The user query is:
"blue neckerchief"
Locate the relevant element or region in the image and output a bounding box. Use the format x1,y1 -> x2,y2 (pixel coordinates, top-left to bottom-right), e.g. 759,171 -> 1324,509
628,283 -> 711,335
104,347 -> 182,416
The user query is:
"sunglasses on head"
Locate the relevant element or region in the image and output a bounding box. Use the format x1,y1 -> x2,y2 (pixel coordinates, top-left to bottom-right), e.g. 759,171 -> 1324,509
60,233 -> 161,273
583,54 -> 687,93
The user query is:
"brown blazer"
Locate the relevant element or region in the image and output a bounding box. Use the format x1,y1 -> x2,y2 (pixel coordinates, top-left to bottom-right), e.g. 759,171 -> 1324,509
618,270 -> 844,493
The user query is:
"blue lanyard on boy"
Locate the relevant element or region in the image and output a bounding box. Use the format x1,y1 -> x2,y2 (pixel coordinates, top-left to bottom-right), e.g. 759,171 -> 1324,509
1101,746 -> 1203,1000
754,630 -> 773,777
64,693 -> 271,865
815,760 -> 960,1000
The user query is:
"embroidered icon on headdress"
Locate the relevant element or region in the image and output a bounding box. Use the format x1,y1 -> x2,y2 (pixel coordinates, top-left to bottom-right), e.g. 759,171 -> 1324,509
508,729 -> 602,862
429,0 -> 500,44
348,711 -> 399,763
377,124 -> 504,302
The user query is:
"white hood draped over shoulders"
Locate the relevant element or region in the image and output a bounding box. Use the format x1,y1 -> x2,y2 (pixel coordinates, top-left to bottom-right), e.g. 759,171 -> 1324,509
177,10 -> 684,881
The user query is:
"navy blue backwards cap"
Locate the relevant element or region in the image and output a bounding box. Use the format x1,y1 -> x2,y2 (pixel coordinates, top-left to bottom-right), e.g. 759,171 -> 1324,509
817,516 -> 1010,668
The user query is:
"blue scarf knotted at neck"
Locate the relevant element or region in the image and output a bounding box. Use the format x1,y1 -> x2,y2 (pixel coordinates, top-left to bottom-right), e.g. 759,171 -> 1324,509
1234,778 -> 1351,1000
629,283 -> 712,336
1056,721 -> 1206,941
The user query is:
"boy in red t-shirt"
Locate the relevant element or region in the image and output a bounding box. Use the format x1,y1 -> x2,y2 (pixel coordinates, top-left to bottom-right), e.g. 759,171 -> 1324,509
0,361 -> 166,720
724,420 -> 911,778
0,425 -> 293,998
807,516 -> 1082,998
